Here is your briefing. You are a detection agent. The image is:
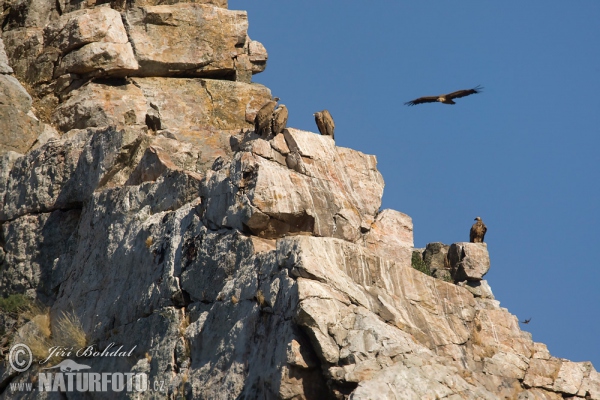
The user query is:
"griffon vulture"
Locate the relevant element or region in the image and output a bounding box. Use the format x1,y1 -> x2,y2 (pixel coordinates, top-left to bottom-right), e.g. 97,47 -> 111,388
469,216 -> 487,243
405,85 -> 483,106
272,104 -> 288,136
314,110 -> 335,140
255,97 -> 279,138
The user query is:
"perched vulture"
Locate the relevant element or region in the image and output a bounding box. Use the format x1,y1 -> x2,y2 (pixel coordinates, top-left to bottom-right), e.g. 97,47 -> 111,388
314,110 -> 335,139
271,104 -> 288,136
469,216 -> 487,243
404,85 -> 483,106
255,97 -> 279,138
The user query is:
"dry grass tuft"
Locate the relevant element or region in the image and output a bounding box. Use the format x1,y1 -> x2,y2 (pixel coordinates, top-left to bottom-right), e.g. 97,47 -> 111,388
18,308 -> 87,364
54,311 -> 87,349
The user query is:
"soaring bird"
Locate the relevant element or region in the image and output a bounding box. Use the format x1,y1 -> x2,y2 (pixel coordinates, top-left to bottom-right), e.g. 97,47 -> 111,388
404,85 -> 483,106
271,104 -> 288,136
314,110 -> 335,139
521,318 -> 532,324
470,217 -> 487,243
255,97 -> 279,138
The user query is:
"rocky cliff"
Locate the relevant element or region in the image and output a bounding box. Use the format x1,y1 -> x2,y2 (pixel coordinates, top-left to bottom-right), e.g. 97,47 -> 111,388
0,1 -> 598,399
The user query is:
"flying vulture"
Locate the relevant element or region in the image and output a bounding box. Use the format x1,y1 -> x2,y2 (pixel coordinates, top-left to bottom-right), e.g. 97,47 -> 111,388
314,110 -> 335,140
255,97 -> 280,138
521,318 -> 532,324
469,216 -> 487,243
405,85 -> 483,106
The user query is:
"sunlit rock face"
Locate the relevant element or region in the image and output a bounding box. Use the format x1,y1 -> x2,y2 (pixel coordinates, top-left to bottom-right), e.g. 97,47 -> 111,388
1,2 -> 598,399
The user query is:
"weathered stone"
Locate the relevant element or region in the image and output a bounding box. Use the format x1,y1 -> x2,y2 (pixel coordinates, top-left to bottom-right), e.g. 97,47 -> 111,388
0,127 -> 147,220
0,3 -> 596,398
483,351 -> 529,379
449,242 -> 490,281
0,38 -> 13,74
363,209 -> 413,267
271,132 -> 290,155
132,78 -> 272,131
578,366 -> 600,399
44,7 -> 130,55
248,39 -> 268,74
523,358 -> 563,390
553,361 -> 586,395
127,0 -> 228,8
52,79 -> 148,131
202,129 -> 384,242
0,209 -> 80,302
124,4 -> 253,78
458,279 -> 495,299
0,72 -> 49,155
350,359 -> 495,400
29,123 -> 60,151
517,388 -> 564,400
57,42 -> 139,76
0,106 -> 43,155
2,28 -> 54,86
471,307 -> 534,361
533,342 -> 552,360
0,150 -> 22,204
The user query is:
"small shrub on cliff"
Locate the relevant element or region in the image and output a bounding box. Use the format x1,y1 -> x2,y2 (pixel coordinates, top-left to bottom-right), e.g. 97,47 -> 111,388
411,251 -> 432,276
0,294 -> 31,314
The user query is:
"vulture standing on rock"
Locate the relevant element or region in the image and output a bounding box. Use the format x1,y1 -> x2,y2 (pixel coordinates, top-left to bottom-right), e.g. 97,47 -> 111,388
404,85 -> 483,106
470,217 -> 487,243
255,97 -> 279,138
314,110 -> 335,140
271,104 -> 288,136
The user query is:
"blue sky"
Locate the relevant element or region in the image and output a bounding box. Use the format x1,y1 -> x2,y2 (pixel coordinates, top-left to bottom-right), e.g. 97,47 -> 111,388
230,1 -> 600,367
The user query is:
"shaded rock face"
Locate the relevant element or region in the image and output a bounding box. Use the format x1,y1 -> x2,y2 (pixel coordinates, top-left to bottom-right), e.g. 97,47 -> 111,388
1,4 -> 598,400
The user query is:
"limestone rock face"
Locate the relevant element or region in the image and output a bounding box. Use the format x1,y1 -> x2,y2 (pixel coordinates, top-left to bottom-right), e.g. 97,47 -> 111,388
51,76 -> 271,131
0,3 -> 597,400
0,41 -> 54,155
202,128 -> 384,243
363,209 -> 413,267
124,4 -> 260,80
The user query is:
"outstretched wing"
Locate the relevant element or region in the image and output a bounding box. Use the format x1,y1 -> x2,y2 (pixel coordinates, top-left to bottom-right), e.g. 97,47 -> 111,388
446,85 -> 483,100
404,96 -> 439,106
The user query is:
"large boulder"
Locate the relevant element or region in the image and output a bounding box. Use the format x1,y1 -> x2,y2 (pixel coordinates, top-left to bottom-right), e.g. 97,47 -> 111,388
124,4 -> 265,80
448,242 -> 490,282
